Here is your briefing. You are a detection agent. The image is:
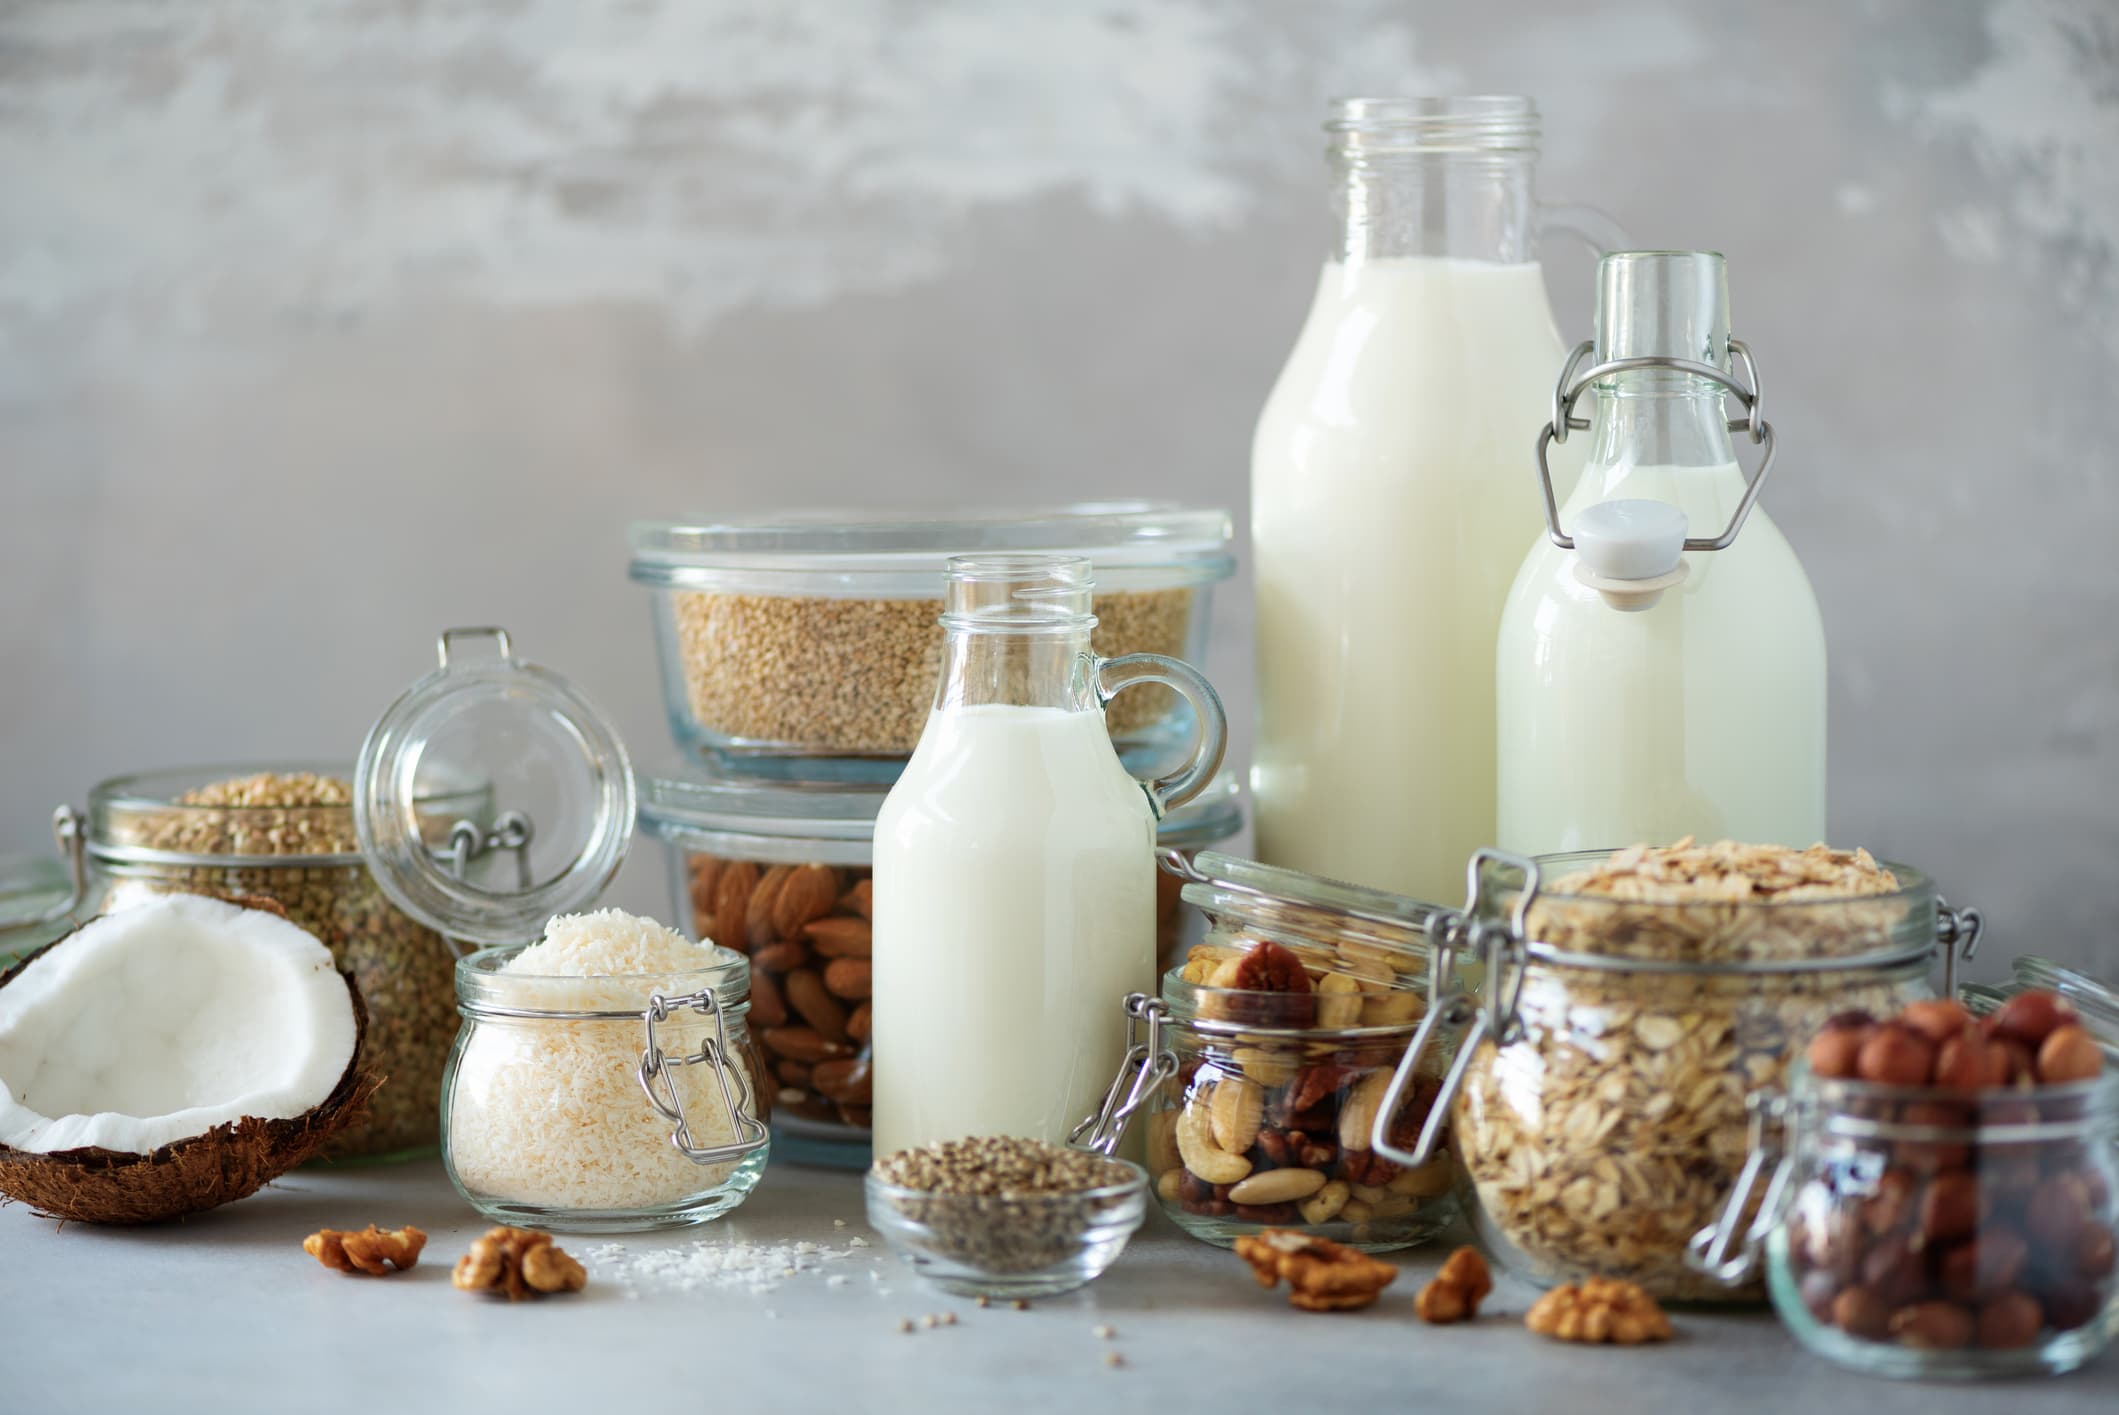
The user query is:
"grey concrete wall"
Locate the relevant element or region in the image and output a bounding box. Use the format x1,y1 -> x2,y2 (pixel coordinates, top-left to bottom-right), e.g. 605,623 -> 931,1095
4,0 -> 2115,980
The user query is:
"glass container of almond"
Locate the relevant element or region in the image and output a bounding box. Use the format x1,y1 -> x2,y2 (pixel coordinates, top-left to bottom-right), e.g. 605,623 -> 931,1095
1693,990 -> 2118,1379
1071,850 -> 1457,1252
1368,840 -> 1985,1303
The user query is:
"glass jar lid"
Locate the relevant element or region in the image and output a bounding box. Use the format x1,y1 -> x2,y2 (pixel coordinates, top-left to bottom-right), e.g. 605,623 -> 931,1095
356,628 -> 635,947
639,766 -> 1243,849
1167,849 -> 1438,979
628,501 -> 1235,597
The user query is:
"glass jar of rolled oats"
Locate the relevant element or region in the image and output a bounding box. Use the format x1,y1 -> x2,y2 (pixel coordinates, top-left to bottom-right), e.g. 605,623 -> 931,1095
1074,850 -> 1457,1252
1372,841 -> 1984,1303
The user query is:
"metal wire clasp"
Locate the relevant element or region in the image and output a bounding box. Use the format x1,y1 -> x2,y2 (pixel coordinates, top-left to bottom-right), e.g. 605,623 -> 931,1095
637,987 -> 770,1165
1686,1089 -> 1796,1283
1536,338 -> 1777,556
1069,993 -> 1177,1156
1936,897 -> 1983,997
1370,849 -> 1540,1168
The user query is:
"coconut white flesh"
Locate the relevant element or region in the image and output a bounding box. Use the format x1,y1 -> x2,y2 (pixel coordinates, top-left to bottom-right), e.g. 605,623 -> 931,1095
0,895 -> 358,1155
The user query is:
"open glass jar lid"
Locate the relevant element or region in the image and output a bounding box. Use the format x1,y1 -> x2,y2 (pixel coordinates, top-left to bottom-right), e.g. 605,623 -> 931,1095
355,627 -> 636,946
1164,848 -> 1444,987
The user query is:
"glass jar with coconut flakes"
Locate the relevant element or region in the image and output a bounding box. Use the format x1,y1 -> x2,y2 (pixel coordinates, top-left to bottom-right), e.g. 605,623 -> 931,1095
445,910 -> 769,1231
1073,850 -> 1457,1253
1370,840 -> 1986,1303
43,765 -> 479,1161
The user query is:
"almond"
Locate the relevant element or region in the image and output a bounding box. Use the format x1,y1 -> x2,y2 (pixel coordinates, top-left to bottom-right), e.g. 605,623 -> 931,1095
746,865 -> 795,948
785,968 -> 849,1041
753,940 -> 810,975
823,957 -> 872,1000
840,878 -> 873,920
709,861 -> 759,952
772,864 -> 842,938
805,916 -> 872,958
749,969 -> 788,1029
846,1001 -> 872,1044
759,1025 -> 851,1063
811,1057 -> 873,1104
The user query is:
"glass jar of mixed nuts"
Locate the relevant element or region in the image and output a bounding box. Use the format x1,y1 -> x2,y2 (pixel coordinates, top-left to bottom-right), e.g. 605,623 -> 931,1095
640,769 -> 1242,1168
1374,842 -> 1983,1303
52,765 -> 481,1161
1075,851 -> 1456,1252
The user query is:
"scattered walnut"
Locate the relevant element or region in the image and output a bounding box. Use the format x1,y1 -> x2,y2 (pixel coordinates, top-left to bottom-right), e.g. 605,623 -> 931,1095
1415,1246 -> 1493,1324
1233,1229 -> 1398,1312
1524,1278 -> 1672,1345
302,1225 -> 427,1276
451,1226 -> 588,1301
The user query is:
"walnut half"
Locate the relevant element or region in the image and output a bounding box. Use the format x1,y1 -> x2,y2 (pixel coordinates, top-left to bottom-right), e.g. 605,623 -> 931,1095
1233,1229 -> 1398,1312
1524,1277 -> 1672,1344
451,1226 -> 588,1301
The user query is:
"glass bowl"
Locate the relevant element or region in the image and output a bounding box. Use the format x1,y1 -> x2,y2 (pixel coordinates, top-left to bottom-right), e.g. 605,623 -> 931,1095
863,1160 -> 1149,1298
629,503 -> 1235,782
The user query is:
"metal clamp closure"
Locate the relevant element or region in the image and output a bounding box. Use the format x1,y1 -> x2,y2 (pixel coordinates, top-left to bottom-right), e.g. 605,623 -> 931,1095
1069,994 -> 1177,1156
637,987 -> 770,1165
1936,896 -> 1983,998
1536,338 -> 1776,556
1685,1089 -> 1795,1283
26,805 -> 90,930
1370,849 -> 1540,1167
441,810 -> 536,889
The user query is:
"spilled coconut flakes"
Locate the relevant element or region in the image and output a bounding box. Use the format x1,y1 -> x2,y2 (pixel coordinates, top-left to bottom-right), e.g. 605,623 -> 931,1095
586,1236 -> 868,1297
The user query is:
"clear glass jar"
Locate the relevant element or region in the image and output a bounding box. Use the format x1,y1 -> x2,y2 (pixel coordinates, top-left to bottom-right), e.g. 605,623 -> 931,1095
628,502 -> 1234,781
640,767 -> 1241,1169
1377,849 -> 1981,1302
52,764 -> 479,1161
1965,960 -> 2119,1060
1078,851 -> 1456,1252
1707,1067 -> 2119,1379
443,944 -> 770,1232
0,852 -> 74,969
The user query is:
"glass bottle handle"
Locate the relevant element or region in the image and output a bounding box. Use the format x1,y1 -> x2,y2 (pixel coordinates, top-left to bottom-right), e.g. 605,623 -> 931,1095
1094,653 -> 1227,817
1536,201 -> 1627,255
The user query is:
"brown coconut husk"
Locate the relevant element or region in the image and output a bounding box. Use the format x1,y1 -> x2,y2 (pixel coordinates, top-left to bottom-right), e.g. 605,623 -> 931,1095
0,915 -> 380,1225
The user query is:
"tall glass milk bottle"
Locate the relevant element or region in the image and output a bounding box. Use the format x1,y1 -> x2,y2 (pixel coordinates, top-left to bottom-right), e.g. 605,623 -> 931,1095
1252,96 -> 1617,903
1496,250 -> 1826,852
871,555 -> 1227,1155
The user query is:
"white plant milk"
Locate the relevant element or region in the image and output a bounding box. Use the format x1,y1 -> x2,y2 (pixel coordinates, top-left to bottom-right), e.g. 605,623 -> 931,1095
1496,461 -> 1827,853
871,704 -> 1155,1156
1252,256 -> 1576,903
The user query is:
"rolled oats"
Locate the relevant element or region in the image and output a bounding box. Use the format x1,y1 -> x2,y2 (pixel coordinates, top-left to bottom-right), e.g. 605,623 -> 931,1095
1456,841 -> 1932,1302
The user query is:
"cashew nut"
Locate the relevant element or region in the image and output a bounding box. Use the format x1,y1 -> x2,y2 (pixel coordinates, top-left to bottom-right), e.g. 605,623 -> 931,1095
1209,1075 -> 1264,1154
1298,1179 -> 1351,1226
1338,1070 -> 1392,1152
1314,972 -> 1363,1029
1176,1088 -> 1252,1184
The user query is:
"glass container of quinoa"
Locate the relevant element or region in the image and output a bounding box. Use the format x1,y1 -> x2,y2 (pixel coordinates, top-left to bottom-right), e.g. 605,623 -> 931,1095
627,502 -> 1235,782
640,765 -> 1243,1168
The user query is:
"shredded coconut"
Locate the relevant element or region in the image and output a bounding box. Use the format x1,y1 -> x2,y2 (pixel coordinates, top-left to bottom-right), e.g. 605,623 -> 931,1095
447,909 -> 759,1213
586,1236 -> 862,1296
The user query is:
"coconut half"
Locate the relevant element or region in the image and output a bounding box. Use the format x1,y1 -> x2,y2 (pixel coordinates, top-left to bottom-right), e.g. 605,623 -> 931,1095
0,894 -> 370,1224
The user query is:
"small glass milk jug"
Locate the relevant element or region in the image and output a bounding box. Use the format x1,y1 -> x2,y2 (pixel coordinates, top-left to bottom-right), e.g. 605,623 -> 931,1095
870,555 -> 1228,1156
1496,251 -> 1826,854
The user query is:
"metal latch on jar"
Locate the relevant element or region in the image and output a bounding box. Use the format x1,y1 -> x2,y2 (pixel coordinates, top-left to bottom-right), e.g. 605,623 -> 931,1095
1534,340 -> 1775,611
638,987 -> 771,1164
1070,993 -> 1177,1156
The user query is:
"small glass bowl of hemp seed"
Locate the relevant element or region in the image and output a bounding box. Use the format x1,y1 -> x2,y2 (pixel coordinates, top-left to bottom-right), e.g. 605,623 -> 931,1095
865,1136 -> 1147,1298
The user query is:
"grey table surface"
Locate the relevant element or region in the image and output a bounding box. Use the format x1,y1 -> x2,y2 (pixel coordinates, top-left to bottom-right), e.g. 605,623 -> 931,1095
4,1158 -> 2111,1414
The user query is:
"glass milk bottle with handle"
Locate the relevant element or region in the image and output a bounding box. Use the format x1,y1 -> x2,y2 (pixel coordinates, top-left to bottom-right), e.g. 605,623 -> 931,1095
872,555 -> 1227,1155
1252,96 -> 1620,903
1496,250 -> 1826,852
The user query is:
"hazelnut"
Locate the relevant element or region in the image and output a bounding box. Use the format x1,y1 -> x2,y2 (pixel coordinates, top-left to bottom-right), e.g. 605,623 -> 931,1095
1807,1019 -> 1872,1080
1975,1290 -> 2045,1349
2078,1221 -> 2117,1279
1889,1300 -> 1975,1349
1985,990 -> 2077,1051
1919,1172 -> 1984,1243
1799,1268 -> 1840,1321
1995,1039 -> 2039,1086
2036,1026 -> 2105,1085
1894,1100 -> 1972,1173
1901,999 -> 1974,1046
1933,1031 -> 2011,1093
1831,1284 -> 1892,1340
1861,1167 -> 1918,1235
1938,1227 -> 2027,1302
2043,1279 -> 2106,1331
2024,1173 -> 2093,1250
1861,1236 -> 1929,1307
1858,1024 -> 1936,1088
